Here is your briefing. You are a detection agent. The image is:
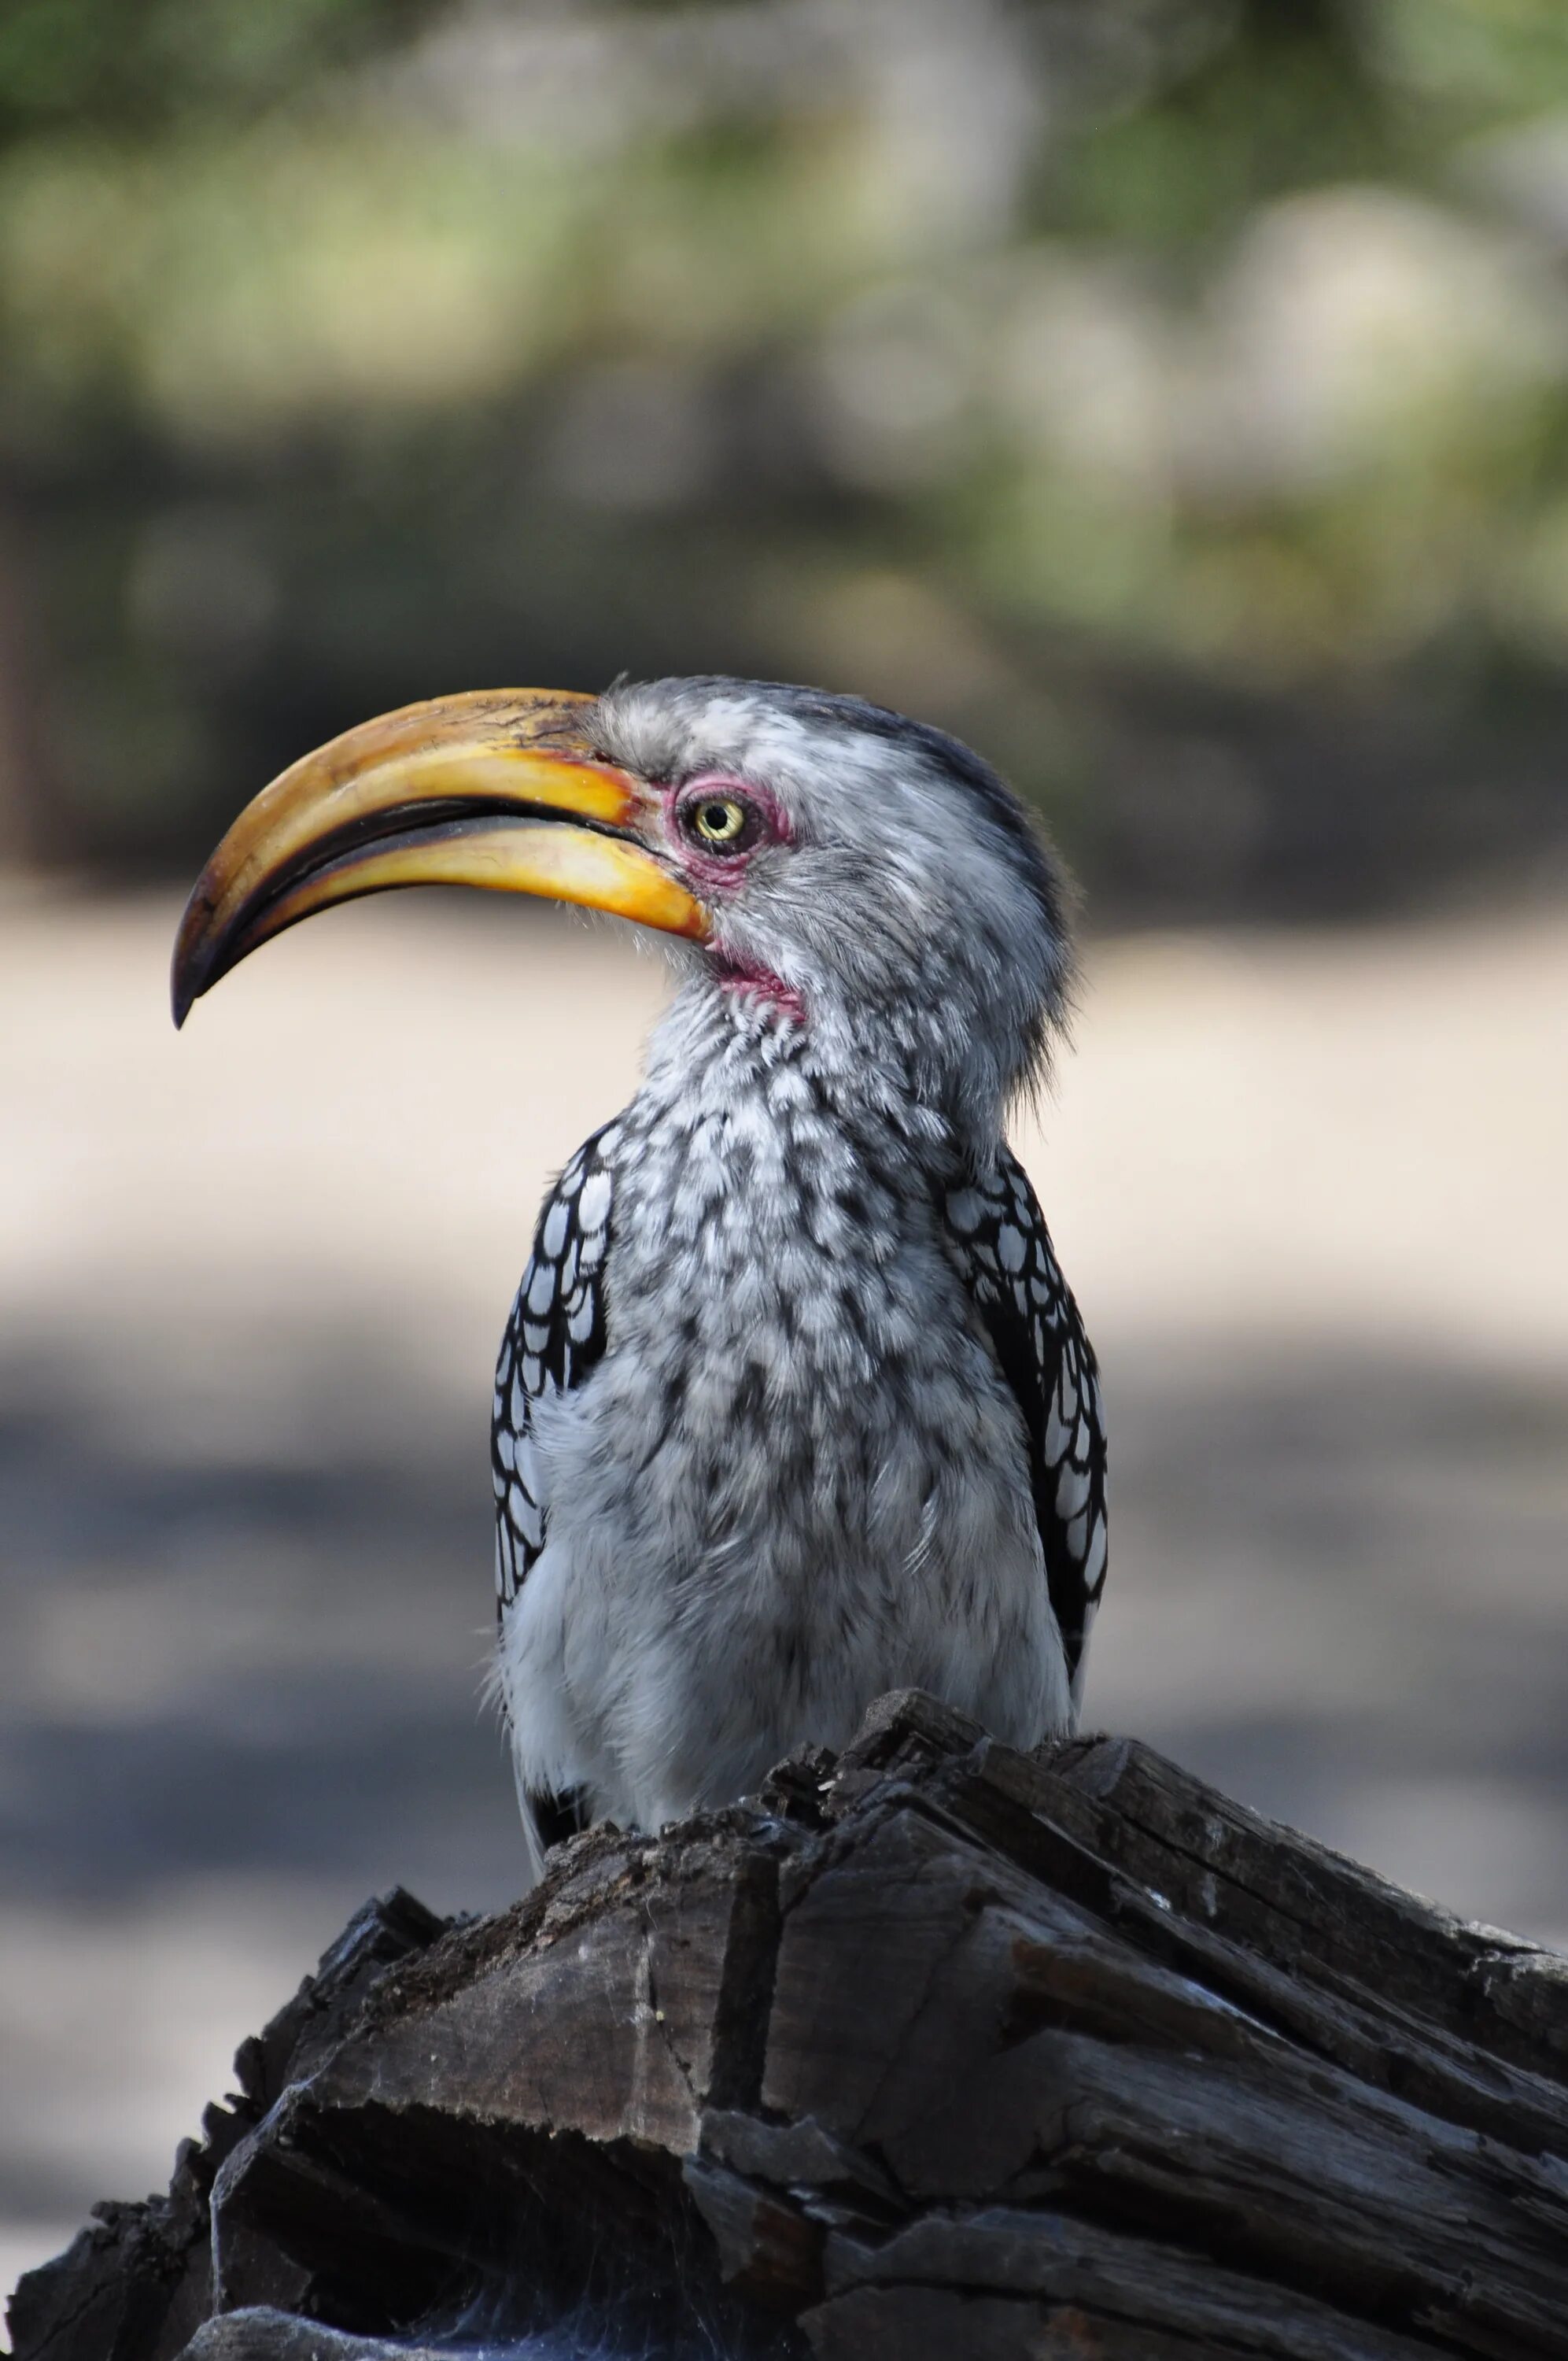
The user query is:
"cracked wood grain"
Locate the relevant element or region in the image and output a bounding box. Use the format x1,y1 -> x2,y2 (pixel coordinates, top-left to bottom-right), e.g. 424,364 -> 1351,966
9,1691 -> 1568,2361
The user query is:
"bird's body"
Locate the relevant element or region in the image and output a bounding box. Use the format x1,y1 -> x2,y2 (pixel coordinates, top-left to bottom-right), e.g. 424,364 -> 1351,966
174,672 -> 1108,1875
495,993 -> 1080,1851
487,679 -> 1105,1864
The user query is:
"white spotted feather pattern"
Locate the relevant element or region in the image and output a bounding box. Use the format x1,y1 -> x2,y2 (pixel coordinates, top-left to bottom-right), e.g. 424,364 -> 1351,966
945,1147 -> 1108,1696
493,1123 -> 618,1613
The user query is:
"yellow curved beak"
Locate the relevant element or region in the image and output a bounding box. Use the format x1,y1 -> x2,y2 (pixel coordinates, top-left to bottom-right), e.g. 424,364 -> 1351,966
171,688 -> 709,1027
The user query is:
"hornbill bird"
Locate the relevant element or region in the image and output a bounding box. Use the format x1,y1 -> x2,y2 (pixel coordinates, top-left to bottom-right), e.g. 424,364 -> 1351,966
173,678 -> 1107,1873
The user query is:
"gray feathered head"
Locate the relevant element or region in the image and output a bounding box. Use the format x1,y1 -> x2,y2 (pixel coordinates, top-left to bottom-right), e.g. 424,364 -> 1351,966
595,677 -> 1074,1135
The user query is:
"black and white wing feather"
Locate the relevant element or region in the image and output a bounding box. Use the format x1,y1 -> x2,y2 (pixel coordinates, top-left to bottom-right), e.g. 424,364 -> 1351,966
945,1149 -> 1108,1702
492,1121 -> 618,1615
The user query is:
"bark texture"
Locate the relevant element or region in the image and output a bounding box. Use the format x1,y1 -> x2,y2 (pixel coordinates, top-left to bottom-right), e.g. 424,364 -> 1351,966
9,1690 -> 1568,2361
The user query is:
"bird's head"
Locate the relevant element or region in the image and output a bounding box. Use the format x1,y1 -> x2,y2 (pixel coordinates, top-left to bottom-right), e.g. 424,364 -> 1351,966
173,675 -> 1073,1133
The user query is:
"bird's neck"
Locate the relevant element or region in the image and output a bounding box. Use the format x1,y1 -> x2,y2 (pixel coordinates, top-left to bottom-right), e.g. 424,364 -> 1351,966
636,974 -> 998,1180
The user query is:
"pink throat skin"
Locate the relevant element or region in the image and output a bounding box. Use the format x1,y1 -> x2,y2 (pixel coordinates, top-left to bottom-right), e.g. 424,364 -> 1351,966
709,950 -> 806,1025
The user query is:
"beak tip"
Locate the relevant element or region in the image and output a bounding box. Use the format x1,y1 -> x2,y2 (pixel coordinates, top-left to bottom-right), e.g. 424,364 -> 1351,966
171,933 -> 208,1031
172,881 -> 221,1029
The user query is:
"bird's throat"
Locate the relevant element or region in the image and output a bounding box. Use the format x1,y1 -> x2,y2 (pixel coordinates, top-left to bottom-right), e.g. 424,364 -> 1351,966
708,950 -> 806,1026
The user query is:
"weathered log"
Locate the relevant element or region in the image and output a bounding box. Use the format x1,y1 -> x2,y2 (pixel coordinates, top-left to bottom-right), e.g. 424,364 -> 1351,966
9,1690 -> 1568,2361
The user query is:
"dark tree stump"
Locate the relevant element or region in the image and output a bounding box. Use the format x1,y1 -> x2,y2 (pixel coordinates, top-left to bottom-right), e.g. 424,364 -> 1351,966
9,1690 -> 1568,2361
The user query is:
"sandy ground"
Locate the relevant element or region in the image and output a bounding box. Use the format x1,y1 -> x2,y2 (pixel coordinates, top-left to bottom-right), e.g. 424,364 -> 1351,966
2,885 -> 1566,2304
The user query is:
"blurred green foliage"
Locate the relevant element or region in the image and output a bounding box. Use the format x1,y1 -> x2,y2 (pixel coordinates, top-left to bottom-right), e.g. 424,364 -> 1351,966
6,0 -> 1568,914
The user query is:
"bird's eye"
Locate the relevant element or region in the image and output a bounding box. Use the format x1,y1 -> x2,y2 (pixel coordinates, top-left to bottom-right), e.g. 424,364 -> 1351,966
687,796 -> 751,850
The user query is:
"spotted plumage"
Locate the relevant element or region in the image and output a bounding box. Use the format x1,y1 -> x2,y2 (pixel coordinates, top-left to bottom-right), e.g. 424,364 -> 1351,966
944,1149 -> 1107,1696
493,1123 -> 617,1611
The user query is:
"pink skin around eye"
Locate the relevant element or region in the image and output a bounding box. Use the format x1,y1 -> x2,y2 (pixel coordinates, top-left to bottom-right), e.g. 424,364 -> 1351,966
660,771 -> 793,876
655,774 -> 806,1023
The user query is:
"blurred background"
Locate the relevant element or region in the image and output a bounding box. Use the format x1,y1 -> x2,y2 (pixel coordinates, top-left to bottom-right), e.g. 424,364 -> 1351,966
3,0 -> 1568,2318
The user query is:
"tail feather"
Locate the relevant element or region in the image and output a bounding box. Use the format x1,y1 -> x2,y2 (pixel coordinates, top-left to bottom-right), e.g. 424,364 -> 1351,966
512,1757 -> 591,1888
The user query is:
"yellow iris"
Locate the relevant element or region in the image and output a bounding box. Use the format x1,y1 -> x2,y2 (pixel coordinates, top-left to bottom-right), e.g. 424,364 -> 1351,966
693,798 -> 747,845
